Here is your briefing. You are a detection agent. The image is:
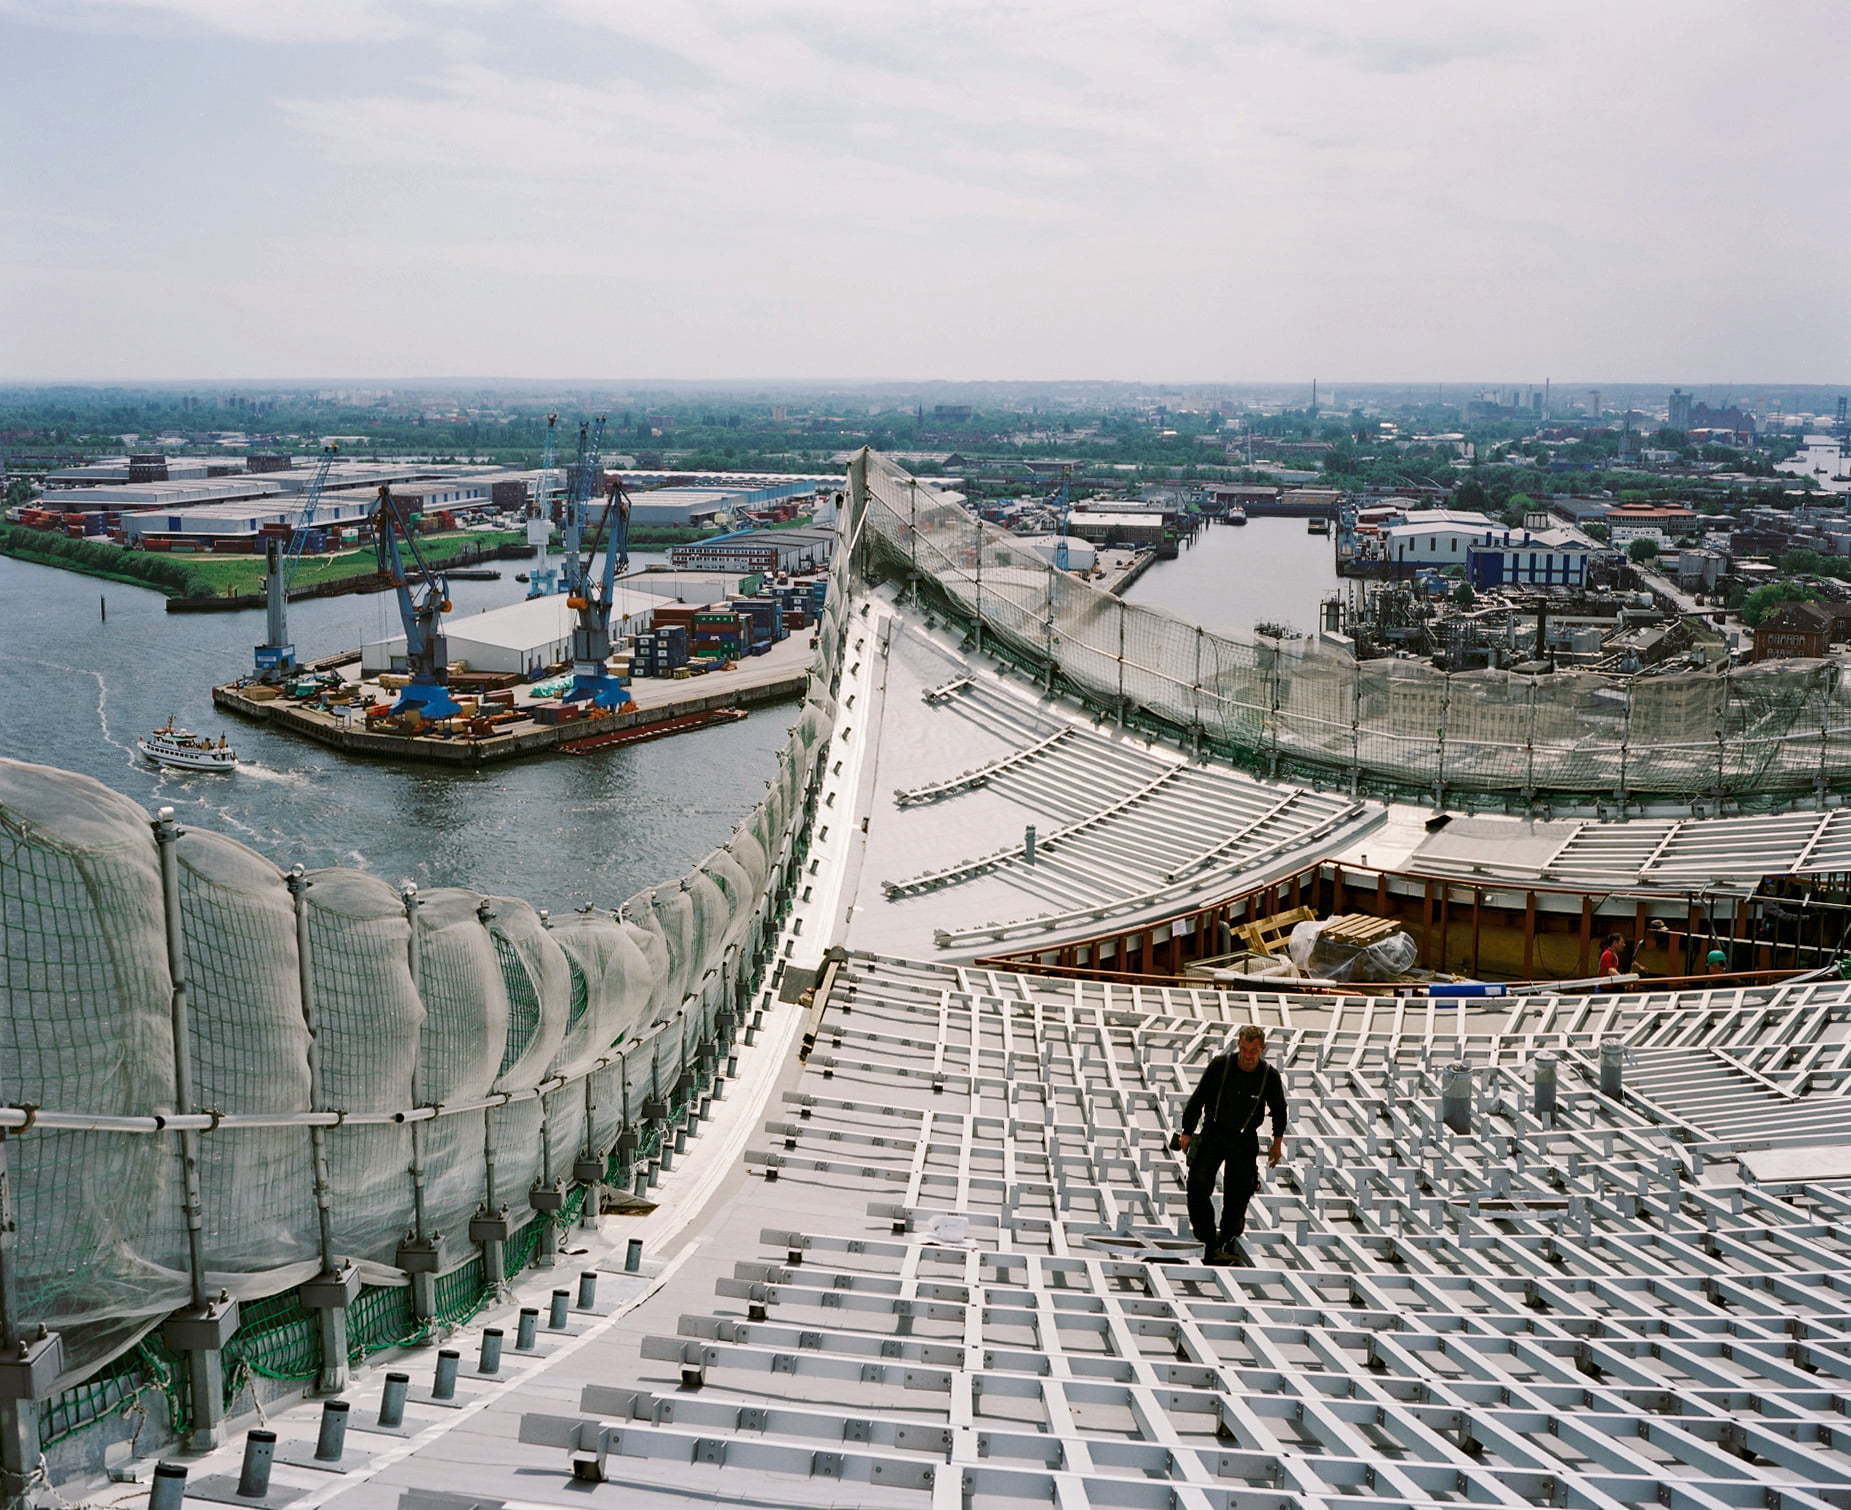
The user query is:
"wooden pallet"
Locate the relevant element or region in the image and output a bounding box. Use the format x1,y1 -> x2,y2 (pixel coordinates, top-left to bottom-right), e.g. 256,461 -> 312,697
1318,912 -> 1402,948
1234,906 -> 1316,956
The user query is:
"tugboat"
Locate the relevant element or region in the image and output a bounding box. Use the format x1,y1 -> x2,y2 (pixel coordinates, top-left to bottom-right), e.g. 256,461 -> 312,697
137,721 -> 239,772
1306,516 -> 1331,535
1226,506 -> 1248,526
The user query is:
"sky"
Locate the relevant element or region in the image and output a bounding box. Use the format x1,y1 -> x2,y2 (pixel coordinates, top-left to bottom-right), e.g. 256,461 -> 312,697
1,0 -> 1846,384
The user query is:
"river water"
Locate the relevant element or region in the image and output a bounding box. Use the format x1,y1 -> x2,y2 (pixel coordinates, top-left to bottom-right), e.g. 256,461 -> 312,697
0,518 -> 1339,906
1120,515 -> 1342,638
0,550 -> 800,909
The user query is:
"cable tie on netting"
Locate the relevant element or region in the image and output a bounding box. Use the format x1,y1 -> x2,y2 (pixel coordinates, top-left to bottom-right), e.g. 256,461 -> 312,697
330,1109 -> 350,1126
6,1102 -> 40,1133
202,1108 -> 224,1132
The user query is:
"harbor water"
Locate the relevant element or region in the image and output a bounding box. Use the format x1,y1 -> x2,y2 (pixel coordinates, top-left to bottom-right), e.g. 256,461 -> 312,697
0,550 -> 801,909
1119,515 -> 1342,638
1,519 -> 1341,905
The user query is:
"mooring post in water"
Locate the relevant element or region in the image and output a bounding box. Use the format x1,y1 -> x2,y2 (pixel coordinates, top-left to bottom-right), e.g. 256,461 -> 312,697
100,594 -> 107,621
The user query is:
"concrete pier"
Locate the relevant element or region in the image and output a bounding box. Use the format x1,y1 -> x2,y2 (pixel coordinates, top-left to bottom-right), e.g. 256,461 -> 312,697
213,635 -> 812,765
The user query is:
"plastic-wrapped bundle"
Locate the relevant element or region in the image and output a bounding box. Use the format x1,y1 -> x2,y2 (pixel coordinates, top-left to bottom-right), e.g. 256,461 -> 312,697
1286,920 -> 1419,983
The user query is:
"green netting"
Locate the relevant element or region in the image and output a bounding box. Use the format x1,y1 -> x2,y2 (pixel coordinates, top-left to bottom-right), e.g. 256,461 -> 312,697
347,1282 -> 425,1356
565,955 -> 589,1029
223,1289 -> 321,1387
492,931 -> 541,1077
502,1214 -> 546,1279
37,1339 -> 164,1447
432,1256 -> 493,1328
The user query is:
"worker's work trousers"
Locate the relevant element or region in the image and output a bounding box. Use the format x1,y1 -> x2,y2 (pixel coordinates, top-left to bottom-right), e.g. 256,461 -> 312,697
1186,1132 -> 1260,1249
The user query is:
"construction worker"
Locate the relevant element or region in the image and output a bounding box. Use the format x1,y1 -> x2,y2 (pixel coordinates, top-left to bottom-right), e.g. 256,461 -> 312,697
1177,1025 -> 1286,1266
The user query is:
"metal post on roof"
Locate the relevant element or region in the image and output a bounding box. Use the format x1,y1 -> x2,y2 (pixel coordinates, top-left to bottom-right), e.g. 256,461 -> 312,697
288,862 -> 359,1394
152,808 -> 239,1450
0,1129 -> 64,1510
395,882 -> 441,1319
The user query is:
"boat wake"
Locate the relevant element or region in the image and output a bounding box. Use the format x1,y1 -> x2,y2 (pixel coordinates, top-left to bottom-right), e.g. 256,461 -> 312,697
233,763 -> 313,788
8,657 -> 137,765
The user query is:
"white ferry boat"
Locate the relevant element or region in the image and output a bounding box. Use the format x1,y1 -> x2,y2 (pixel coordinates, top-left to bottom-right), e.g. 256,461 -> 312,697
1225,505 -> 1247,524
136,722 -> 238,772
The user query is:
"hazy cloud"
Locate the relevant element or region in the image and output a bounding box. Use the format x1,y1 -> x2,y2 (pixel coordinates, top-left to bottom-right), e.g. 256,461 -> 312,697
1,0 -> 1846,380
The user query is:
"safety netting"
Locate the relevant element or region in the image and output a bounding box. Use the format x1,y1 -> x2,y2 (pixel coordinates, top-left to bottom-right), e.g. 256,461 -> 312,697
0,566 -> 847,1428
850,449 -> 1851,809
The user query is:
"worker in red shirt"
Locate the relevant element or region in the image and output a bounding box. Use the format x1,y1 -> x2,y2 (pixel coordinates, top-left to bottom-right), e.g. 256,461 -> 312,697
1599,932 -> 1625,986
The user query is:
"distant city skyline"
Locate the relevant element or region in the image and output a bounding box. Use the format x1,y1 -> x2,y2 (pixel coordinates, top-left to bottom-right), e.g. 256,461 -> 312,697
4,0 -> 1847,384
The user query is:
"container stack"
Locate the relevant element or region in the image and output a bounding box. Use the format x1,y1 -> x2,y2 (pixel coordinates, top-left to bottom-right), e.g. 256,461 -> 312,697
726,597 -> 785,654
692,610 -> 749,661
628,624 -> 689,680
767,578 -> 823,633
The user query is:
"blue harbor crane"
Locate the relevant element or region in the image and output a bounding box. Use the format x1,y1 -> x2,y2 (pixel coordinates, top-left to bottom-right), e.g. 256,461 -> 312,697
253,443 -> 338,682
559,418 -> 636,710
526,412 -> 562,599
374,483 -> 462,723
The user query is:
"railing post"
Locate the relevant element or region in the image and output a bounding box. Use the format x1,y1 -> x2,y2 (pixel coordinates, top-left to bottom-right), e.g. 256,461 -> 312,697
573,1075 -> 604,1232
0,1131 -> 64,1510
396,882 -> 442,1320
528,910 -> 563,1267
152,808 -> 239,1450
288,864 -> 359,1394
472,901 -> 512,1296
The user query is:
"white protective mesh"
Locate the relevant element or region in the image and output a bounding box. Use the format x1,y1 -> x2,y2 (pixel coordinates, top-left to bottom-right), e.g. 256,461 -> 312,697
851,449 -> 1851,809
0,651 -> 838,1378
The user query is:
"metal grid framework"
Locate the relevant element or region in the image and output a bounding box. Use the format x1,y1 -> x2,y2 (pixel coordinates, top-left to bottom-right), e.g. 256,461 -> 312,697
524,953 -> 1851,1508
884,679 -> 1376,947
1415,809 -> 1851,892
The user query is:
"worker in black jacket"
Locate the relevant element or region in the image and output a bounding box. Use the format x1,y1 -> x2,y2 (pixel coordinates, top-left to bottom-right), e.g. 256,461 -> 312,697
1177,1024 -> 1286,1264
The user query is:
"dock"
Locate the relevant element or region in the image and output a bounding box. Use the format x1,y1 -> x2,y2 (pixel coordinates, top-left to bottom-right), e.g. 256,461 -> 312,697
213,632 -> 813,765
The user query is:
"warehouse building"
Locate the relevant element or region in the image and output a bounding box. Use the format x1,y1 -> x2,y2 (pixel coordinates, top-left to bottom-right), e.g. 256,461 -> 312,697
1012,534 -> 1099,571
360,589 -> 663,679
616,569 -> 757,605
628,491 -> 737,528
40,479 -> 285,511
45,457 -> 236,486
119,495 -> 379,549
1065,508 -> 1167,548
263,462 -> 484,497
1466,533 -> 1602,589
1377,511 -> 1515,568
670,527 -> 835,572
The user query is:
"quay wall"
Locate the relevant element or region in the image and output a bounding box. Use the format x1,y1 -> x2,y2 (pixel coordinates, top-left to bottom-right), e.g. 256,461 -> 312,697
215,671 -> 807,763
